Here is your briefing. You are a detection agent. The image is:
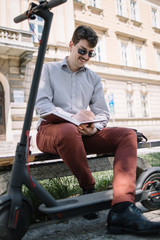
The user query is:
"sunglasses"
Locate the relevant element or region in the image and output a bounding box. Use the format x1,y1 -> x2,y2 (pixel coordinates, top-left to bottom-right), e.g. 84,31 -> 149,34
78,48 -> 96,58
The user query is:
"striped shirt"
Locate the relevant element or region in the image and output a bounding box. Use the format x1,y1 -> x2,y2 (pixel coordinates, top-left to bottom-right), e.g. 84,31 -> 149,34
35,57 -> 110,129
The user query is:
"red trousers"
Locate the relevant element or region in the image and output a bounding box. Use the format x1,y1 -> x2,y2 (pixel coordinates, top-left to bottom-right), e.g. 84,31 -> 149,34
36,122 -> 137,206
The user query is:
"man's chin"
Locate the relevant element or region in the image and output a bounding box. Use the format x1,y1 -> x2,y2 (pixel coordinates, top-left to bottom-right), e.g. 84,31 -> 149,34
78,60 -> 86,67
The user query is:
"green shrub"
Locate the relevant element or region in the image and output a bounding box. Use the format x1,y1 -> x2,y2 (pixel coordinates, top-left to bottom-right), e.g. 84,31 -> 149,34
22,170 -> 113,222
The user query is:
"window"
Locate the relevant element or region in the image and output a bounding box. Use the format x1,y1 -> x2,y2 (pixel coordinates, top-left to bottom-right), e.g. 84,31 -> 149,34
88,0 -> 103,15
116,0 -> 126,17
126,92 -> 134,117
121,42 -> 129,66
152,8 -> 158,28
94,38 -> 102,61
30,16 -> 44,42
130,0 -> 137,21
136,45 -> 146,69
95,42 -> 101,61
141,94 -> 148,117
93,37 -> 106,62
157,51 -> 160,71
136,46 -> 142,68
90,0 -> 98,8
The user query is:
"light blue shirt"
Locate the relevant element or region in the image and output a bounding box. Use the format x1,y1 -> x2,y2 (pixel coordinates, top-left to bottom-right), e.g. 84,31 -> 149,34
35,57 -> 110,129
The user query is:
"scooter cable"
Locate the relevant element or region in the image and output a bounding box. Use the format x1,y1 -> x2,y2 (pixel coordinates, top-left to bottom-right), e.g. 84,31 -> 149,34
27,7 -> 42,45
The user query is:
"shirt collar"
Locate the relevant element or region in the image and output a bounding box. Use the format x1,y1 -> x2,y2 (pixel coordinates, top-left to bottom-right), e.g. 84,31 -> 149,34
61,57 -> 86,73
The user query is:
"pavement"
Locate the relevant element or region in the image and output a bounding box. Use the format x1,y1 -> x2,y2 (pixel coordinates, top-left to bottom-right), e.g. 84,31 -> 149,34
22,204 -> 160,240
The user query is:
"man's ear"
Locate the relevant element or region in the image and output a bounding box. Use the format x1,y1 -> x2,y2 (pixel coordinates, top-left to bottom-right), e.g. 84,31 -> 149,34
69,41 -> 74,51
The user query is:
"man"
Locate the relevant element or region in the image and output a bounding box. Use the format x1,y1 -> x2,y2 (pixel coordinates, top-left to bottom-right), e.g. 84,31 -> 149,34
35,25 -> 160,234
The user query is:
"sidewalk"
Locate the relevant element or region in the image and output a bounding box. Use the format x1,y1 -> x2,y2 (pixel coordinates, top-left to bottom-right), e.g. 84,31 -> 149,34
22,204 -> 160,240
137,144 -> 160,155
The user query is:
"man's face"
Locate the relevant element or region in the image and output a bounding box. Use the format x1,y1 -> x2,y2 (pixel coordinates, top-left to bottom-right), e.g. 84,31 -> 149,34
69,39 -> 95,71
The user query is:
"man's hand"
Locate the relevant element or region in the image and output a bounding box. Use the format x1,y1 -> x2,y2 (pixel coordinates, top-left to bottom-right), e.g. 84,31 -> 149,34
72,109 -> 95,122
78,123 -> 98,136
72,110 -> 97,136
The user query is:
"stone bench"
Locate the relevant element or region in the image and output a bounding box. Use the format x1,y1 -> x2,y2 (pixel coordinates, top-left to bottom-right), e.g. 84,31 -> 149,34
0,140 -> 156,195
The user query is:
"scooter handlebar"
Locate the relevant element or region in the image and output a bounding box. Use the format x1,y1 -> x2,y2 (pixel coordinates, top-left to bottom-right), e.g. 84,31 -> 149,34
14,0 -> 67,23
47,0 -> 67,9
14,11 -> 28,23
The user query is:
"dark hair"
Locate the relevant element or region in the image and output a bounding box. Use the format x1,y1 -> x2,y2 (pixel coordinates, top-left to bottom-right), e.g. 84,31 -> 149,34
71,25 -> 98,48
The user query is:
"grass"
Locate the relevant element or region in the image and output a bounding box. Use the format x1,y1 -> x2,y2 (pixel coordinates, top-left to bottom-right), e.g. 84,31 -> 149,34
138,152 -> 160,167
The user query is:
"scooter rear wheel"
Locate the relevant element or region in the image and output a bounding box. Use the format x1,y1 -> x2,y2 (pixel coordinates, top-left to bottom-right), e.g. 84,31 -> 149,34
0,200 -> 32,240
141,172 -> 160,210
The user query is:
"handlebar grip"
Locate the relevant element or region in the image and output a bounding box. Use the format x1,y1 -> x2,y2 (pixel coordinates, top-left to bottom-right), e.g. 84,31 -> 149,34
47,0 -> 67,9
14,11 -> 28,23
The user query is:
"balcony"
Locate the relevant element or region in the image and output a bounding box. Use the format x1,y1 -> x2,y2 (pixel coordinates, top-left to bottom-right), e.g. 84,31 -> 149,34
0,27 -> 36,57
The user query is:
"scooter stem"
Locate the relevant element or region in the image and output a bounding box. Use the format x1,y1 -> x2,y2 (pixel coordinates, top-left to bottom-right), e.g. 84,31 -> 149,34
20,8 -> 53,145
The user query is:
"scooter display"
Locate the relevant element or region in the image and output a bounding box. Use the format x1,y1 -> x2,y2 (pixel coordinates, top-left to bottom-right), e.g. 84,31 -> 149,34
0,1 -> 160,240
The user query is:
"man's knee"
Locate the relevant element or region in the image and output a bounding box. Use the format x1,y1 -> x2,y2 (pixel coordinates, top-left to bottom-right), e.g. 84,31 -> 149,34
121,128 -> 137,147
126,128 -> 137,139
56,123 -> 80,142
115,128 -> 137,146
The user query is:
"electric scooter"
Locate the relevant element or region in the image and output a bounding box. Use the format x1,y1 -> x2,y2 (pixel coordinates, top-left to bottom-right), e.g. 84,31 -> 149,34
0,1 -> 160,239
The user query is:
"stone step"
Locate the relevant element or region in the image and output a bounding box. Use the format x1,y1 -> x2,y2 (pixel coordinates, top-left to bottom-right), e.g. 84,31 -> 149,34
0,140 -> 39,157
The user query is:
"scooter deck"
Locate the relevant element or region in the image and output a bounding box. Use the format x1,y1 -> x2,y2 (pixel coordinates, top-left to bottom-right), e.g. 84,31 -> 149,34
39,189 -> 142,219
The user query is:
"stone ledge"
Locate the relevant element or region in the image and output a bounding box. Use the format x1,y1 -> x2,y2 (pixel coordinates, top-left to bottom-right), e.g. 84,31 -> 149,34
0,154 -> 151,195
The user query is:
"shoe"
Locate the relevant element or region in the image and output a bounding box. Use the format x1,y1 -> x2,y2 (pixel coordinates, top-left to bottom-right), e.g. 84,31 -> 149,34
82,188 -> 99,220
107,203 -> 160,234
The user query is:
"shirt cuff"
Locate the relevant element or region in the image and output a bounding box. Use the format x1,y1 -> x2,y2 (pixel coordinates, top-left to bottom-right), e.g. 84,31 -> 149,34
94,121 -> 107,130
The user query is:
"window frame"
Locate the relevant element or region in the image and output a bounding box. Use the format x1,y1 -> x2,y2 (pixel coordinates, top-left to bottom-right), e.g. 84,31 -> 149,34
126,92 -> 134,117
94,37 -> 105,62
157,51 -> 160,71
116,0 -> 127,17
90,0 -> 100,8
141,93 -> 149,117
136,46 -> 142,68
151,7 -> 159,28
121,42 -> 130,66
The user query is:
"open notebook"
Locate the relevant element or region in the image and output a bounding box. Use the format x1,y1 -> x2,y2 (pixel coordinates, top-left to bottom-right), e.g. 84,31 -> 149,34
41,111 -> 107,126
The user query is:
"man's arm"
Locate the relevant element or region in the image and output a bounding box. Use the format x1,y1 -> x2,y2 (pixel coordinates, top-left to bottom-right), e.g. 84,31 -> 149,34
89,76 -> 110,130
35,64 -> 72,118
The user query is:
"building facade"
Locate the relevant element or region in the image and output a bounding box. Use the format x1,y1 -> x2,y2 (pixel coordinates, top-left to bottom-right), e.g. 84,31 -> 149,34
0,0 -> 160,151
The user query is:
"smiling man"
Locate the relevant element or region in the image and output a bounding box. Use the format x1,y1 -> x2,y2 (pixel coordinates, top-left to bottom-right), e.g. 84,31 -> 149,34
35,25 -> 160,234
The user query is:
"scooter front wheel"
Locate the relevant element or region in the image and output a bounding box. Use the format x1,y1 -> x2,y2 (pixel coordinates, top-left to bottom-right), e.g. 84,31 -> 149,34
141,172 -> 160,210
0,200 -> 32,240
